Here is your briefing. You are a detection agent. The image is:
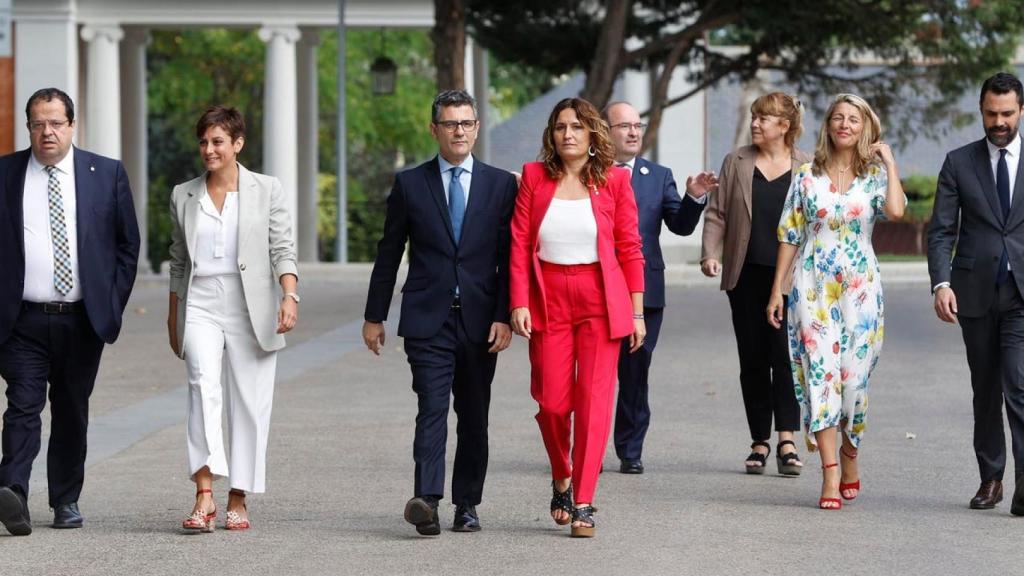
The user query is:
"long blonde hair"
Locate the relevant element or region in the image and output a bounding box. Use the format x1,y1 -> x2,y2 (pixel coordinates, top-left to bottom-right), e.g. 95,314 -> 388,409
811,93 -> 881,178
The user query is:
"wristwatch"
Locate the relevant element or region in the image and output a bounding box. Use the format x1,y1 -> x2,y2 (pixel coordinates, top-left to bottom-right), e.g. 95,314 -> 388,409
283,292 -> 301,303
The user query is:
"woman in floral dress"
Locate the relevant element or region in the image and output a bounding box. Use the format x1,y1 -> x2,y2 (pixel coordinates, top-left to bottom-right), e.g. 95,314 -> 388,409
767,94 -> 905,510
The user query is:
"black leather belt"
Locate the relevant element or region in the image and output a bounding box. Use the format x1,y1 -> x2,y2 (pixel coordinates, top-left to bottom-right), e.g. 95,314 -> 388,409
22,301 -> 84,314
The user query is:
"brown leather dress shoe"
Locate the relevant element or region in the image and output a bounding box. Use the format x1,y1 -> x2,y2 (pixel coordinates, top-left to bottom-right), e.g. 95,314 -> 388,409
970,480 -> 1003,509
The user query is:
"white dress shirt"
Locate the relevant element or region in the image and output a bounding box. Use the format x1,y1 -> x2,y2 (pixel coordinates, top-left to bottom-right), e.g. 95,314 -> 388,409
23,148 -> 82,303
538,198 -> 599,264
193,189 -> 241,278
619,156 -> 707,204
438,154 -> 473,206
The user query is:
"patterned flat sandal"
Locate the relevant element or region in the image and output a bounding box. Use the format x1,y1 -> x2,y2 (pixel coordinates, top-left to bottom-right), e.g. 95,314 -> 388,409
550,481 -> 573,526
182,488 -> 216,533
745,441 -> 771,475
225,489 -> 251,530
776,440 -> 803,476
570,505 -> 596,538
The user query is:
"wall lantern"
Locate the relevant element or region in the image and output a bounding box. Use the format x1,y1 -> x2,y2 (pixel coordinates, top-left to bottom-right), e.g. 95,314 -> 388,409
371,29 -> 397,95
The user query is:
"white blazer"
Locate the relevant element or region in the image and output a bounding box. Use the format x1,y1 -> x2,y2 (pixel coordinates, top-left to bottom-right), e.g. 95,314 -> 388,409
168,163 -> 298,358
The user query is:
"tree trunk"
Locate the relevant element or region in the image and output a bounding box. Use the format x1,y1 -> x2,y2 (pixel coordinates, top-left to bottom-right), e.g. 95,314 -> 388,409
642,38 -> 691,153
432,0 -> 466,91
579,0 -> 630,108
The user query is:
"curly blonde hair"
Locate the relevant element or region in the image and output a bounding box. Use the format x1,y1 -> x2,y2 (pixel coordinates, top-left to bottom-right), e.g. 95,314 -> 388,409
540,98 -> 615,187
812,93 -> 881,178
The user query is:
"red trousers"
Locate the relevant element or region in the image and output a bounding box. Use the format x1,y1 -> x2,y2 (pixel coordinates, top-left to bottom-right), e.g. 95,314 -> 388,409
530,262 -> 623,504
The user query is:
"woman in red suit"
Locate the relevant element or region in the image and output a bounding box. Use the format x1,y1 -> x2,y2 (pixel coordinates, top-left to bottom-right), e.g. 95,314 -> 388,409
510,97 -> 645,538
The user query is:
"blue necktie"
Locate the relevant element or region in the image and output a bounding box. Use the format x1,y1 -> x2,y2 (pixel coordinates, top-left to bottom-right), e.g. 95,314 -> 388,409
997,149 -> 1010,284
449,166 -> 466,243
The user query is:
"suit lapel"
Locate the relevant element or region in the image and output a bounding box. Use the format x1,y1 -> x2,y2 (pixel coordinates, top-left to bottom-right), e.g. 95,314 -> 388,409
532,176 -> 557,246
630,158 -> 648,207
424,156 -> 456,245
183,177 -> 205,259
236,163 -> 259,255
459,159 -> 485,247
1008,146 -> 1024,226
736,147 -> 756,218
6,151 -> 29,261
73,148 -> 94,246
971,140 -> 1005,225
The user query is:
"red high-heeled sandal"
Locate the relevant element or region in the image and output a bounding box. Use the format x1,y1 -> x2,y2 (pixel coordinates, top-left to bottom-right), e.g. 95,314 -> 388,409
182,488 -> 216,532
819,463 -> 842,510
840,448 -> 861,501
225,489 -> 250,530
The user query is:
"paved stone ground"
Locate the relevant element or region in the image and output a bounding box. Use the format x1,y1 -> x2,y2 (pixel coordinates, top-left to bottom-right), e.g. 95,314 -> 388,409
2,263 -> 1022,575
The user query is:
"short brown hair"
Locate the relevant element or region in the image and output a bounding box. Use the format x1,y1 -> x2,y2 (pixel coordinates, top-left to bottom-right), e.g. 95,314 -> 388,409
540,98 -> 614,187
750,92 -> 803,148
195,105 -> 246,141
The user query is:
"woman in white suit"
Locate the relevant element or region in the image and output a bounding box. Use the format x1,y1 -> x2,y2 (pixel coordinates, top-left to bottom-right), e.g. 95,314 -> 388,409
167,106 -> 299,532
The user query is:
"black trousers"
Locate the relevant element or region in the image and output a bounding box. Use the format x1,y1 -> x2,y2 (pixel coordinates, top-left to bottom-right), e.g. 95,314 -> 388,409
959,275 -> 1024,482
614,307 -> 663,461
0,303 -> 104,506
402,306 -> 495,505
726,264 -> 800,441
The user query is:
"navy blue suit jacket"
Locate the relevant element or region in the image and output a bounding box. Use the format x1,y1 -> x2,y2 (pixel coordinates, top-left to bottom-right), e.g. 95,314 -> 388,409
631,157 -> 705,308
0,147 -> 140,345
364,155 -> 518,343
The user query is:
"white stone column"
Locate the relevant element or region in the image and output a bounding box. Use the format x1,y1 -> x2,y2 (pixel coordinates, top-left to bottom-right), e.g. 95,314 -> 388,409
121,27 -> 149,271
471,40 -> 489,163
258,25 -> 300,232
80,23 -> 124,159
13,6 -> 78,150
296,29 -> 320,262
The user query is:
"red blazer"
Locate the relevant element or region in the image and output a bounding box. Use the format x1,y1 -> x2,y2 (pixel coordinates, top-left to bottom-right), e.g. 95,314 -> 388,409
510,162 -> 645,339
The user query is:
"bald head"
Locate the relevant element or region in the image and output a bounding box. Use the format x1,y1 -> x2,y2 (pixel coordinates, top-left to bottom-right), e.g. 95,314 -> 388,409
604,102 -> 643,162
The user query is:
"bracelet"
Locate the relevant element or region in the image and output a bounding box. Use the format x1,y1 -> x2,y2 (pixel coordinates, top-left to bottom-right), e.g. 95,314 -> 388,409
633,313 -> 645,320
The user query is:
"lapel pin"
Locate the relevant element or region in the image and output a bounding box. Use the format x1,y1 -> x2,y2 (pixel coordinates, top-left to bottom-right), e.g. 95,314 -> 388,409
90,165 -> 95,172
639,166 -> 649,175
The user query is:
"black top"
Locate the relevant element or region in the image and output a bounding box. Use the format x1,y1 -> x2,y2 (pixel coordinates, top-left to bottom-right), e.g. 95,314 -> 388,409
745,167 -> 792,267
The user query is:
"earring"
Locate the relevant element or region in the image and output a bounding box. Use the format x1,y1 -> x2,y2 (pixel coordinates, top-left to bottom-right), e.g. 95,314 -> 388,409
588,146 -> 596,157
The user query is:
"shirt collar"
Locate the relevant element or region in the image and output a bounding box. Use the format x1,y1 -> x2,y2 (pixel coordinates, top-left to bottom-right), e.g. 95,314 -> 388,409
618,157 -> 636,171
438,154 -> 474,175
30,147 -> 75,176
987,132 -> 1022,160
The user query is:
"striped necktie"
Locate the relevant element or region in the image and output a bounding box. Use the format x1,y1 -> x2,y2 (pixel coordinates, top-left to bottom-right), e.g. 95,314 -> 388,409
45,165 -> 74,296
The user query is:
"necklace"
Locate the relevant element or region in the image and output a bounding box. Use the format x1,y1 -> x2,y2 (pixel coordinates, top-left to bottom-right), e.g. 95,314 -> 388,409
833,162 -> 853,193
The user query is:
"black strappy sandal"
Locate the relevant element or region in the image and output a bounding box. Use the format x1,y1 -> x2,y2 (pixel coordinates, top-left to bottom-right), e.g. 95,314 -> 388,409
776,440 -> 803,476
745,441 -> 771,474
550,481 -> 573,526
570,505 -> 596,538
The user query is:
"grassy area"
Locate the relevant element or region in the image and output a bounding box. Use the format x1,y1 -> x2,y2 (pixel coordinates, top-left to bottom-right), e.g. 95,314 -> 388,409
876,254 -> 926,262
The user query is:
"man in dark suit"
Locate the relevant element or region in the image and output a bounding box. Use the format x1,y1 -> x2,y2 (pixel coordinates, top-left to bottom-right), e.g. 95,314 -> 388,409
929,72 -> 1024,515
362,90 -> 517,535
0,88 -> 140,535
603,102 -> 706,474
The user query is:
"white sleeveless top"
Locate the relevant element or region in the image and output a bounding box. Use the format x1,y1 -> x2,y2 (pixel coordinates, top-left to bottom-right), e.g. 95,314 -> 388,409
194,191 -> 240,277
538,197 -> 599,264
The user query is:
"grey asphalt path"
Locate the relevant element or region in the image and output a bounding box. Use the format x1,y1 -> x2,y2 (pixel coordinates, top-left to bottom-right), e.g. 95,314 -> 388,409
3,263 -> 1022,575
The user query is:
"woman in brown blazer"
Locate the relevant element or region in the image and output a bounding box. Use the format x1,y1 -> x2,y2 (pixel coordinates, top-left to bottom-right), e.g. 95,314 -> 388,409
698,92 -> 811,476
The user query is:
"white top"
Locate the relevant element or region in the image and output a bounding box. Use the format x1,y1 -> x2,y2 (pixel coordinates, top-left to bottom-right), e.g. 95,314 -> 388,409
538,197 -> 599,264
987,132 -> 1021,202
193,189 -> 241,278
23,148 -> 82,303
438,153 -> 473,205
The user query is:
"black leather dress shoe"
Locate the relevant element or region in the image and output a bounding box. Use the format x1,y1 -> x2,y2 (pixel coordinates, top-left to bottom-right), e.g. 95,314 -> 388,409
53,502 -> 83,529
0,486 -> 32,536
620,459 -> 645,474
404,496 -> 440,536
970,480 -> 1003,509
1012,476 -> 1024,516
452,504 -> 481,532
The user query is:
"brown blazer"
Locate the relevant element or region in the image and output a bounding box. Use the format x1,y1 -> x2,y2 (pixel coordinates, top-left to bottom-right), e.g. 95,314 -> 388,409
701,144 -> 811,292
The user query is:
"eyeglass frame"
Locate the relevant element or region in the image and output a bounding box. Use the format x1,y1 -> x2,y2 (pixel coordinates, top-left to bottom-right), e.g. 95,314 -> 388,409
609,122 -> 648,132
433,119 -> 479,133
27,119 -> 71,132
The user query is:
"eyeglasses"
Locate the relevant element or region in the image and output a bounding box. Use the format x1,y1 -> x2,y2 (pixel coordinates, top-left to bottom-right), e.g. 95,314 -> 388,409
434,120 -> 479,133
610,122 -> 648,132
28,120 -> 69,132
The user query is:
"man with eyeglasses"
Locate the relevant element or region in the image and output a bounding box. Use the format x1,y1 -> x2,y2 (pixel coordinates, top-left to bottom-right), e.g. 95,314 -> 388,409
602,101 -> 706,475
0,88 -> 140,535
363,89 -> 518,535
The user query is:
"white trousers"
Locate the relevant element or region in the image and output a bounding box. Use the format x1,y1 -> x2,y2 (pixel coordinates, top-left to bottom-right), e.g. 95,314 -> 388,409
184,274 -> 277,493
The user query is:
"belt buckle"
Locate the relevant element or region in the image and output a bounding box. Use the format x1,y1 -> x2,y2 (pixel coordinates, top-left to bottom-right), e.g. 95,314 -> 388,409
451,297 -> 461,309
43,302 -> 66,314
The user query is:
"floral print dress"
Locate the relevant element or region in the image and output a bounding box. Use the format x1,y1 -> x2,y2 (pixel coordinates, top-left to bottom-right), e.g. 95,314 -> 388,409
777,162 -> 891,450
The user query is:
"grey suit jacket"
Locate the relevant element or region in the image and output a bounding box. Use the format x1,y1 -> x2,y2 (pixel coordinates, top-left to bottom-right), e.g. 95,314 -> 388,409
928,137 -> 1024,317
701,145 -> 810,292
168,163 -> 298,357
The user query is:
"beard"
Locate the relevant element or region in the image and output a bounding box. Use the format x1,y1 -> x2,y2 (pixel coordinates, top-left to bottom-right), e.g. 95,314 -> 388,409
986,123 -> 1019,147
